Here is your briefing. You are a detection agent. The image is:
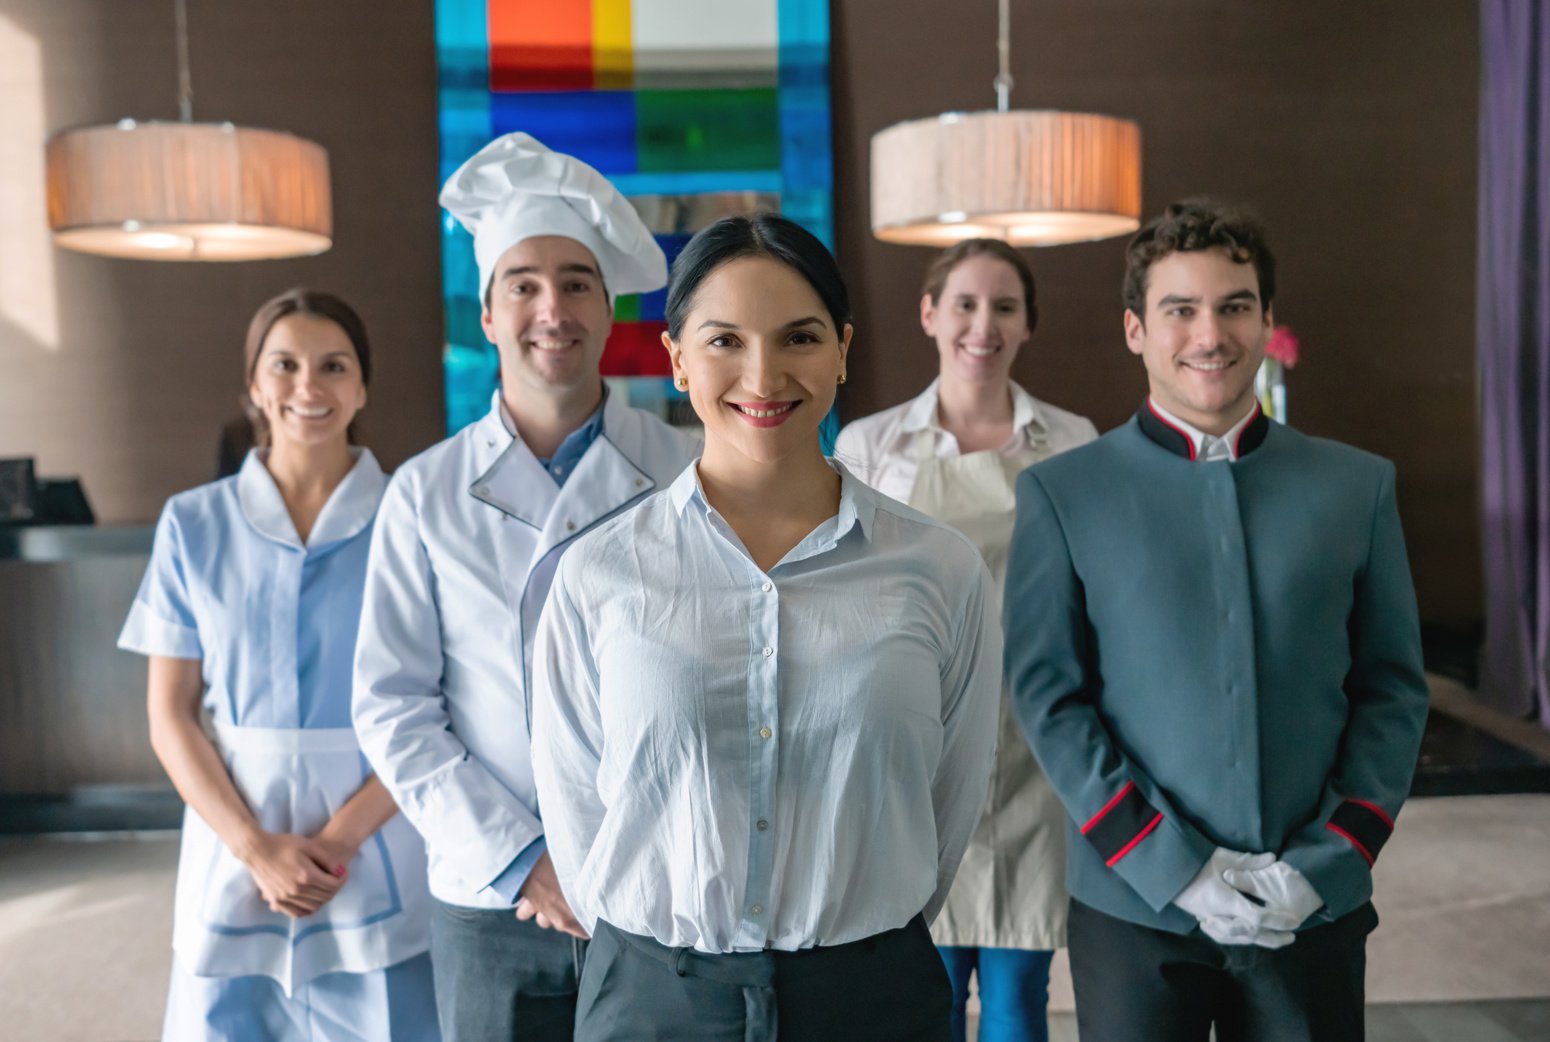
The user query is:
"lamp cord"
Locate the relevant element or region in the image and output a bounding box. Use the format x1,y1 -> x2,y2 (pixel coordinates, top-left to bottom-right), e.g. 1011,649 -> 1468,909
175,0 -> 193,122
994,0 -> 1013,112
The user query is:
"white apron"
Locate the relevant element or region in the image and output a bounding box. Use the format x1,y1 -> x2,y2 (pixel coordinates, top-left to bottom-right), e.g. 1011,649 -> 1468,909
172,720 -> 431,996
909,430 -> 1069,950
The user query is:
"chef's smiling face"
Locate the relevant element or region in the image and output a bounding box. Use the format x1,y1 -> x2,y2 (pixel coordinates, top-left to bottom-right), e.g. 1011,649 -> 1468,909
664,255 -> 851,468
248,314 -> 366,450
1124,248 -> 1271,436
482,235 -> 613,399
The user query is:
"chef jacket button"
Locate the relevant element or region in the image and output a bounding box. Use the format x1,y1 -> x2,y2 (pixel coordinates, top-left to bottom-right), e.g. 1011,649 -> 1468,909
759,726 -> 772,739
756,819 -> 768,831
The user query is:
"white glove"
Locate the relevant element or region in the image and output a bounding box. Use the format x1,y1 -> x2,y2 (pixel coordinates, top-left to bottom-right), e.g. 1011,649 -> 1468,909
1223,859 -> 1323,932
1172,848 -> 1294,949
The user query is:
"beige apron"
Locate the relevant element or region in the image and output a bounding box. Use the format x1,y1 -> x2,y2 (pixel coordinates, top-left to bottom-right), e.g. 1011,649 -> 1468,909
909,430 -> 1068,950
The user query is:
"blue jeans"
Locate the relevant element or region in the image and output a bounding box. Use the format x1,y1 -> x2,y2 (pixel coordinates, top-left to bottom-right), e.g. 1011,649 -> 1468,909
937,946 -> 1054,1042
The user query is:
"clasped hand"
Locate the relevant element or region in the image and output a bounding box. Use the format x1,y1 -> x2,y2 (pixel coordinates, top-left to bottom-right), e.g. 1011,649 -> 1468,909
1173,847 -> 1322,949
238,830 -> 354,918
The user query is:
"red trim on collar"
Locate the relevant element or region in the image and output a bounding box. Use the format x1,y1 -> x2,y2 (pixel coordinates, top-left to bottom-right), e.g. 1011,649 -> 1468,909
1145,401 -> 1198,461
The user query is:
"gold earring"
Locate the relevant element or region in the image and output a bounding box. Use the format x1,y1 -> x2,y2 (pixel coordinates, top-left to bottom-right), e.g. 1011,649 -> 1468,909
837,372 -> 847,385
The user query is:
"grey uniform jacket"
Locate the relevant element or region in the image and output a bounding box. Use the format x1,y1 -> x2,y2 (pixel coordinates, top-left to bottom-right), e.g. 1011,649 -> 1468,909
1005,405 -> 1429,935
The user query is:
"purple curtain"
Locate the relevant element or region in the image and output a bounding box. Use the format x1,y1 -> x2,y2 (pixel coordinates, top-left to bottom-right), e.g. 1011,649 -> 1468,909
1480,0 -> 1550,727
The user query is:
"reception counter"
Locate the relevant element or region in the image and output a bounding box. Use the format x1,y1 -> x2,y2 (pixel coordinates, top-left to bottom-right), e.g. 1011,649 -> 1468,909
0,525 -> 181,830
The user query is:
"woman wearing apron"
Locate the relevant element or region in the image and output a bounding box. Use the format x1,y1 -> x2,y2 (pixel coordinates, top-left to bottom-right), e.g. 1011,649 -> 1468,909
836,240 -> 1098,1042
529,214 -> 1003,1041
119,289 -> 437,1042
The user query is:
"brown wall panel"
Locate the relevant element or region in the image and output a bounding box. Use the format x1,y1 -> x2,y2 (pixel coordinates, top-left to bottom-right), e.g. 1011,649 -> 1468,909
0,1 -> 444,524
832,0 -> 1480,626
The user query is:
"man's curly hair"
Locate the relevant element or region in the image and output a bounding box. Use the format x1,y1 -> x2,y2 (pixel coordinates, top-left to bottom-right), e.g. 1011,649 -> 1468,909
1122,198 -> 1276,322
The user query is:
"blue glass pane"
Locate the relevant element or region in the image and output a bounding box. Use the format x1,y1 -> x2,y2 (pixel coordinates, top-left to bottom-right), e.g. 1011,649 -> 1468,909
489,91 -> 638,173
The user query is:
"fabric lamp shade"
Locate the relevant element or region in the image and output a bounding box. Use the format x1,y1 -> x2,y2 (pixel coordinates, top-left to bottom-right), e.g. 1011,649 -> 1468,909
45,121 -> 332,261
871,109 -> 1142,246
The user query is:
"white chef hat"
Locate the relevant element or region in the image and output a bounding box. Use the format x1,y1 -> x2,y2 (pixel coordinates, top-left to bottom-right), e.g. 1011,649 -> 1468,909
439,132 -> 666,301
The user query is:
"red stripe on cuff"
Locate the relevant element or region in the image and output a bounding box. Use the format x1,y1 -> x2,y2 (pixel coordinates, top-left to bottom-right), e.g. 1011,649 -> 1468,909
1081,781 -> 1137,834
1327,822 -> 1376,866
1105,812 -> 1164,867
1346,798 -> 1395,829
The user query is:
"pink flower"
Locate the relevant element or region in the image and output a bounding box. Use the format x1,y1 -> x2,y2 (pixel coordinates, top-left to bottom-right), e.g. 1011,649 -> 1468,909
1265,325 -> 1300,368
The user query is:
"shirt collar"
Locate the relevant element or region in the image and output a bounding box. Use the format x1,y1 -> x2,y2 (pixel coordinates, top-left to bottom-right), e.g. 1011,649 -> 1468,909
667,458 -> 875,544
1140,398 -> 1267,461
496,385 -> 610,444
899,378 -> 1049,438
236,447 -> 386,549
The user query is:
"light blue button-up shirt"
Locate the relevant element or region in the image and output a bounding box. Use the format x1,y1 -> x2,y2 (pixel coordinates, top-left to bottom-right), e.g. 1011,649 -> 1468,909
531,460 -> 1002,953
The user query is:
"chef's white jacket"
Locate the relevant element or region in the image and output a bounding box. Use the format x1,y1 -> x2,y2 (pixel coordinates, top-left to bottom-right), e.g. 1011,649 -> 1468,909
353,392 -> 699,908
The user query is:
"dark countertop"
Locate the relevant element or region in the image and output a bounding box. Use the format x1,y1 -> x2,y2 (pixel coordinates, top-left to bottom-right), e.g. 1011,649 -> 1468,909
0,525 -> 154,562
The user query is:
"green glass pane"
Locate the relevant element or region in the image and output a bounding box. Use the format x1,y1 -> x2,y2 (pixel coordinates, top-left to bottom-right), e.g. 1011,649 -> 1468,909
635,89 -> 780,172
613,293 -> 642,321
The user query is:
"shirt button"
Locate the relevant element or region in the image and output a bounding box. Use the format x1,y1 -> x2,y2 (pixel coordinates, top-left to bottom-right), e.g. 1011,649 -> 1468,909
477,485 -> 490,496
486,440 -> 495,448
759,726 -> 772,739
750,905 -> 763,916
565,520 -> 577,532
762,646 -> 773,657
756,819 -> 768,831
634,477 -> 646,488
761,581 -> 773,593
554,466 -> 565,476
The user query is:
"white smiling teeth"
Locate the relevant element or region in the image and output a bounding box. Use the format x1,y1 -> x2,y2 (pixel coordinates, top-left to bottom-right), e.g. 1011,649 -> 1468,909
1184,360 -> 1231,371
290,406 -> 330,418
531,339 -> 573,351
963,345 -> 997,357
736,403 -> 796,418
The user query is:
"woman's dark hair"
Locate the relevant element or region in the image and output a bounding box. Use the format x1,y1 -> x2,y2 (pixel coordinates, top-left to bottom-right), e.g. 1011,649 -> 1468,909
1122,198 -> 1276,322
242,288 -> 372,446
664,213 -> 851,339
920,238 -> 1038,334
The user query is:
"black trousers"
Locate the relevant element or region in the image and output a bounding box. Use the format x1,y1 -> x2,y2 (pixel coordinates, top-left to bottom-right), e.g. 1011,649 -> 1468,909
1068,898 -> 1378,1042
429,898 -> 586,1042
575,914 -> 953,1041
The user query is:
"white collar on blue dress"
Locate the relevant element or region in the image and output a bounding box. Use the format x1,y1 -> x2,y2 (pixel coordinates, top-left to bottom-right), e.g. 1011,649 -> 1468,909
236,447 -> 387,549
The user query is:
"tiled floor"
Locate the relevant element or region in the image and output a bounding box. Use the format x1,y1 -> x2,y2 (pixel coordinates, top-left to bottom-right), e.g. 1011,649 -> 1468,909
4,794 -> 1549,1041
1025,1002 -> 1550,1041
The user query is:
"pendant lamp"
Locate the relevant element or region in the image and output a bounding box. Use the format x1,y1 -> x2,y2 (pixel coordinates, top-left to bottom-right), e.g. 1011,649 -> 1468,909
870,0 -> 1141,247
45,0 -> 331,261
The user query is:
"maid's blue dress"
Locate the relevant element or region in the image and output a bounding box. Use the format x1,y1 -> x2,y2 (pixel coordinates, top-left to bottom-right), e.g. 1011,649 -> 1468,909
119,450 -> 438,1042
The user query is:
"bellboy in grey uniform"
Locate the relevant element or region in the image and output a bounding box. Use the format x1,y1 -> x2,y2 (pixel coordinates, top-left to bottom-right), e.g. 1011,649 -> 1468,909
1006,199 -> 1428,1042
352,132 -> 697,1041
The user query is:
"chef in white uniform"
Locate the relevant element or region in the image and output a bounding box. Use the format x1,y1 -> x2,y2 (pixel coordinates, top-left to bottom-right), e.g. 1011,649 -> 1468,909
837,239 -> 1097,1042
352,132 -> 699,1042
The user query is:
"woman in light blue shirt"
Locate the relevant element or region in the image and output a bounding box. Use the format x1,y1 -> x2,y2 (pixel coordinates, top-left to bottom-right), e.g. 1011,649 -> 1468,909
119,289 -> 437,1041
531,215 -> 1002,1041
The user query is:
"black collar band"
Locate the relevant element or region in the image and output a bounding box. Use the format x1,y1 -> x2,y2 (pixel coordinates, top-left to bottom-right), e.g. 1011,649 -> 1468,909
1136,401 -> 1270,461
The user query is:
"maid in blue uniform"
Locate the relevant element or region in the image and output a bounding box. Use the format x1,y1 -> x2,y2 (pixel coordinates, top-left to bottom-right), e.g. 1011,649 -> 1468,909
119,288 -> 438,1041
